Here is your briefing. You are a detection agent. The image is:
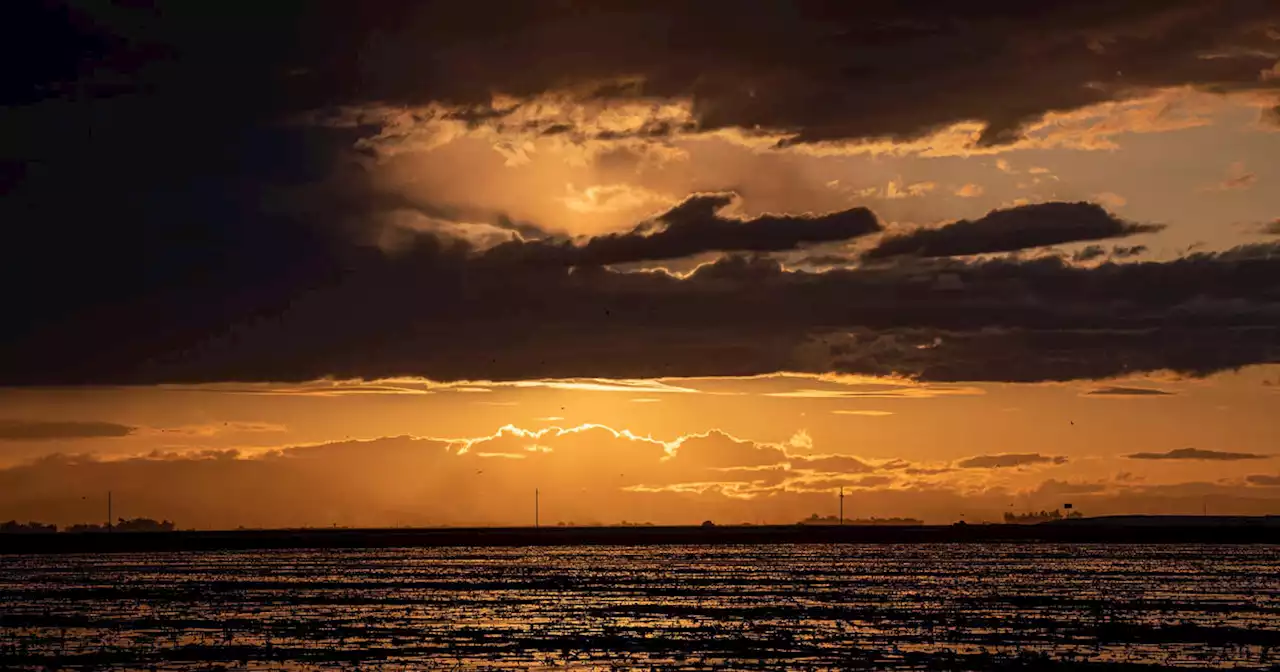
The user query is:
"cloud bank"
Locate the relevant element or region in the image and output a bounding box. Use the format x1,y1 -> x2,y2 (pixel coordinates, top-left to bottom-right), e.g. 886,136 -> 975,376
863,203 -> 1162,260
3,424 -> 1276,528
2,218 -> 1278,384
4,2 -> 1280,386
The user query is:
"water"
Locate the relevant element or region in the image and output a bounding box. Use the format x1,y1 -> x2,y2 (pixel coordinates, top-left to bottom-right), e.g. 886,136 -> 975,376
1,544 -> 1277,670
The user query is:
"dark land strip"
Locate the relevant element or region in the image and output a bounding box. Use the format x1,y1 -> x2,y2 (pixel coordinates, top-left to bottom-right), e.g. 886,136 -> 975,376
3,517 -> 1279,554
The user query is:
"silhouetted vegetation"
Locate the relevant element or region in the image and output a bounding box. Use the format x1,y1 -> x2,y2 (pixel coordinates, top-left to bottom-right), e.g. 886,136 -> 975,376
797,513 -> 924,526
1004,509 -> 1084,524
0,520 -> 56,533
64,518 -> 176,533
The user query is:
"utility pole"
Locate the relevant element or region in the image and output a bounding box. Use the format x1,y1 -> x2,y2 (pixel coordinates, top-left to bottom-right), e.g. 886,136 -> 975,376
107,491 -> 113,533
535,488 -> 540,529
839,488 -> 844,525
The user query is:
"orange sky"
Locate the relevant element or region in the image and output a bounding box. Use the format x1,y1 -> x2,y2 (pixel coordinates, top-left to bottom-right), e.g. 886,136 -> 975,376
2,367 -> 1277,528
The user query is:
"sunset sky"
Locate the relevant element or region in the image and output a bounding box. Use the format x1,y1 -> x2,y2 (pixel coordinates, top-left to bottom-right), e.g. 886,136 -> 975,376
3,1 -> 1279,528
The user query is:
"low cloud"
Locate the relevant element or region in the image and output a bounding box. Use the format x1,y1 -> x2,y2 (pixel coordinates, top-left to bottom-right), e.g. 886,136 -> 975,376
0,420 -> 135,441
1201,162 -> 1257,192
487,193 -> 881,267
863,202 -> 1163,260
1085,386 -> 1175,396
1074,244 -> 1148,263
4,424 -> 1280,527
954,184 -> 984,198
4,200 -> 1279,385
956,453 -> 1068,469
1073,245 -> 1107,263
1246,474 -> 1280,486
1127,448 -> 1270,461
1092,192 -> 1128,209
1112,245 -> 1147,259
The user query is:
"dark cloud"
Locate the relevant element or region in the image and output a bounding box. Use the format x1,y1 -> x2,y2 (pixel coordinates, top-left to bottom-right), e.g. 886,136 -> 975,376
251,1 -> 1279,147
1111,245 -> 1148,259
1074,244 -> 1147,263
864,202 -> 1163,260
485,193 -> 880,267
3,224 -> 1279,384
1246,474 -> 1280,486
793,254 -> 855,268
956,454 -> 1067,469
0,420 -> 135,441
1086,386 -> 1175,396
1262,220 -> 1280,235
1073,245 -> 1107,263
1127,448 -> 1271,461
4,2 -> 1280,386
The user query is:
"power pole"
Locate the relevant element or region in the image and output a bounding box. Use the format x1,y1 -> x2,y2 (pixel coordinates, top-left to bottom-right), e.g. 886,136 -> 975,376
839,488 -> 844,525
535,488 -> 540,529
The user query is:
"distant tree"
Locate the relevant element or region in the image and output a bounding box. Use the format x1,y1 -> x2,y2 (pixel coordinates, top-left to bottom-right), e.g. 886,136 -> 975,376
113,517 -> 175,532
0,520 -> 57,533
796,515 -> 922,526
1004,509 -> 1073,524
65,523 -> 108,533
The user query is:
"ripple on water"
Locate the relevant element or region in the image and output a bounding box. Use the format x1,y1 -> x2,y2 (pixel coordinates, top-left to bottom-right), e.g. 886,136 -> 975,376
0,544 -> 1278,670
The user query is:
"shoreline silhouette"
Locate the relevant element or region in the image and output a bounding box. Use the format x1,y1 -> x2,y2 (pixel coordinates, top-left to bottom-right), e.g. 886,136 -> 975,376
3,516 -> 1278,555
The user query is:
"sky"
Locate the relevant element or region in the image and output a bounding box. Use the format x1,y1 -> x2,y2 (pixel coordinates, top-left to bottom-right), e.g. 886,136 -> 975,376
2,1 -> 1279,528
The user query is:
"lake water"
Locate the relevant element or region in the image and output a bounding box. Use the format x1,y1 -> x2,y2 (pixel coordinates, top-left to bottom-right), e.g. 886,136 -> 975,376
1,544 -> 1277,670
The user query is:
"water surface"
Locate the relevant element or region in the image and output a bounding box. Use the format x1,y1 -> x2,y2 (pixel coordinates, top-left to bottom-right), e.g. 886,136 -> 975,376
1,544 -> 1277,670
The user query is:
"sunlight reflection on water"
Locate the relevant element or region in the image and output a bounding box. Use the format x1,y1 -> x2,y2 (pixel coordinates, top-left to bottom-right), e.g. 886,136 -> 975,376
1,544 -> 1277,670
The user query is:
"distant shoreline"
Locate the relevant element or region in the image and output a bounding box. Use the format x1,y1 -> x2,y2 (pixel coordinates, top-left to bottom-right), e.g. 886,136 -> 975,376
3,517 -> 1279,554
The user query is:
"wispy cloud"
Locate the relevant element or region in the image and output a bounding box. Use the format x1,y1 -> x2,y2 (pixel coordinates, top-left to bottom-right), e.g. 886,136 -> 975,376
1201,161 -> 1257,192
0,420 -> 135,441
1084,386 -> 1175,397
766,386 -> 983,399
956,453 -> 1068,469
160,377 -> 702,396
142,422 -> 287,438
1127,448 -> 1270,461
1091,191 -> 1127,208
